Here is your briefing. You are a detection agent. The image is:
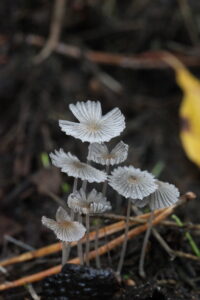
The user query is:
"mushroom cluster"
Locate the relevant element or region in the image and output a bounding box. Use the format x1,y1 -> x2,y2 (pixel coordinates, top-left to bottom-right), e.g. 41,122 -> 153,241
42,100 -> 180,275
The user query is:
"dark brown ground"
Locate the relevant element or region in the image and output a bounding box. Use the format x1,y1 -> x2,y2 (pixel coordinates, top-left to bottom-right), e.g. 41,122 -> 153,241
0,0 -> 200,299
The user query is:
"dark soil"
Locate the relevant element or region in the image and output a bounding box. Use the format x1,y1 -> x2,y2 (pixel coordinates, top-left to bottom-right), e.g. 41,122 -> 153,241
0,0 -> 200,299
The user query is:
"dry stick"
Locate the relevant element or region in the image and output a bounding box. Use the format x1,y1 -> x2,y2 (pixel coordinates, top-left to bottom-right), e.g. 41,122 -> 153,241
26,34 -> 200,69
117,198 -> 132,275
0,210 -> 165,268
151,228 -> 175,259
77,214 -> 83,265
0,206 -> 175,291
162,220 -> 200,231
139,211 -> 154,278
34,0 -> 66,63
43,190 -> 66,208
0,220 -> 130,268
4,235 -> 35,251
100,192 -> 196,222
99,214 -> 200,231
98,210 -> 163,223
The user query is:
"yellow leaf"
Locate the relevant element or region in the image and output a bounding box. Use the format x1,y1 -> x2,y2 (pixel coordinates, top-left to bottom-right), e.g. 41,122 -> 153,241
164,54 -> 200,167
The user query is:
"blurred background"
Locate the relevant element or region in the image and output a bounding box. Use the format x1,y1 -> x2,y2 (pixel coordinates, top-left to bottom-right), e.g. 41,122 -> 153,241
0,0 -> 200,263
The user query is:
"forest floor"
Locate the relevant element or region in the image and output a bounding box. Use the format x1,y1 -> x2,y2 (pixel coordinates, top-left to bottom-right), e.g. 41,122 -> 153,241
0,0 -> 200,299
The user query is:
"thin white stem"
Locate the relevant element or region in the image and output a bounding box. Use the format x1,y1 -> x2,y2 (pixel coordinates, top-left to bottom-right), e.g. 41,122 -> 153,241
85,214 -> 90,266
73,177 -> 78,193
94,221 -> 101,268
102,164 -> 110,197
70,209 -> 75,220
139,211 -> 154,278
82,180 -> 87,191
70,177 -> 78,219
77,214 -> 84,265
116,198 -> 132,275
62,241 -> 70,267
98,163 -> 110,268
82,157 -> 90,191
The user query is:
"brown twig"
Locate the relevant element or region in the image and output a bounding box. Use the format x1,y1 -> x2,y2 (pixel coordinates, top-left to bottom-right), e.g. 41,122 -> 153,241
99,192 -> 196,223
34,0 -> 66,63
0,192 -> 195,268
0,206 -> 175,291
0,211 -> 157,268
21,34 -> 200,69
161,220 -> 200,231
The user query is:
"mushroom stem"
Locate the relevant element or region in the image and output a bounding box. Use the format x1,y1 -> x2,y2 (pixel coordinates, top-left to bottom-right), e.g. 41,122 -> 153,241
116,198 -> 132,275
73,177 -> 78,193
139,211 -> 154,278
61,242 -> 70,267
70,177 -> 78,219
102,164 -> 110,197
85,214 -> 90,266
82,180 -> 87,191
82,158 -> 90,191
77,214 -> 83,265
97,163 -> 110,268
94,221 -> 101,268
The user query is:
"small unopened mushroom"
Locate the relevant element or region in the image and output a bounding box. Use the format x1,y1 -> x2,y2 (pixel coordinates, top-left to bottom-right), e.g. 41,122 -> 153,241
42,206 -> 86,266
109,166 -> 157,275
88,141 -> 128,166
88,141 -> 129,196
68,188 -> 111,266
68,188 -> 111,215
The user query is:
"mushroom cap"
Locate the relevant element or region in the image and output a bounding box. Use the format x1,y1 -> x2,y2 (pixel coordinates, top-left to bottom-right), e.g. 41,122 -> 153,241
42,207 -> 86,242
68,188 -> 112,214
59,100 -> 125,143
87,141 -> 128,166
145,180 -> 180,210
50,149 -> 107,183
109,166 -> 158,199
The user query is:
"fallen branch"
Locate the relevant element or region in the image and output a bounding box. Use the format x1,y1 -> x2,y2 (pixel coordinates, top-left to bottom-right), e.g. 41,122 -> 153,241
34,0 -> 67,63
99,192 -> 196,222
0,192 -> 195,268
162,220 -> 200,231
13,34 -> 200,69
0,210 -> 160,268
0,206 -> 176,291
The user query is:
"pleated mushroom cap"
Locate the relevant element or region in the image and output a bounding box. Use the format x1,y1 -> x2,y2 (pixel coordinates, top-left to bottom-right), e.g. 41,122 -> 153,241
42,207 -> 86,242
145,180 -> 180,211
50,149 -> 107,183
59,101 -> 125,143
87,141 -> 128,166
68,188 -> 111,214
109,166 -> 157,199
